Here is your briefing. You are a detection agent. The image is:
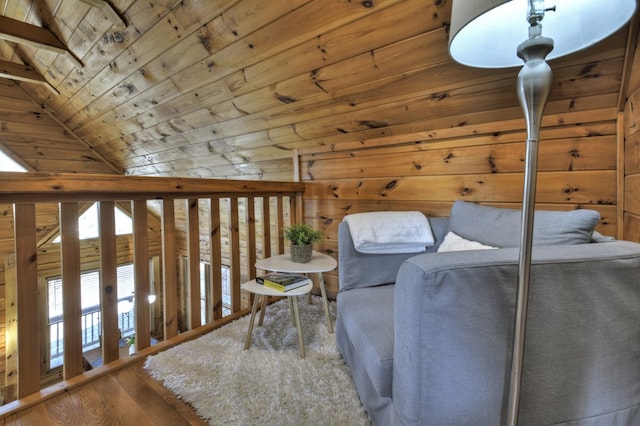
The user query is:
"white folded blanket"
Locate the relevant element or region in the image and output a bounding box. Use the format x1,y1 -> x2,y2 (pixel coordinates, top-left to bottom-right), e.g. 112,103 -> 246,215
343,211 -> 435,254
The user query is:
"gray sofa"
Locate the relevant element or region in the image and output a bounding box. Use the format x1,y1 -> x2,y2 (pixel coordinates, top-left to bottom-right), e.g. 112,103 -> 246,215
336,201 -> 640,425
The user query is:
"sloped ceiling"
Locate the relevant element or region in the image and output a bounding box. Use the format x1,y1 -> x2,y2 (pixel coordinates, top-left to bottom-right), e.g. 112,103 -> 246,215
0,0 -> 636,180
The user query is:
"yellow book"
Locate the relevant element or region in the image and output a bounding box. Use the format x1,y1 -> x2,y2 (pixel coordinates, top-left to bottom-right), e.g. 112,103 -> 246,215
258,273 -> 309,292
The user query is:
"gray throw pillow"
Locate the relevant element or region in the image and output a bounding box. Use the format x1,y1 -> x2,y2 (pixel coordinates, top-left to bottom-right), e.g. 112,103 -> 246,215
448,200 -> 600,248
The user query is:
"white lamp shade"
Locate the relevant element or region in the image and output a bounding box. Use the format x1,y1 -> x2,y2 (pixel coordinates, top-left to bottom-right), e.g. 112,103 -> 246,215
449,0 -> 637,68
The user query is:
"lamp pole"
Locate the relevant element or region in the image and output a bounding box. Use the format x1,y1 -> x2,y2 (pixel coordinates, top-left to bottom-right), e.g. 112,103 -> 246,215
507,3 -> 554,424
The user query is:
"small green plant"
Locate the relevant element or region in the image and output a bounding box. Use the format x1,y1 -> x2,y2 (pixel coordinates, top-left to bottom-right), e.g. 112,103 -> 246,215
283,223 -> 323,246
125,335 -> 135,346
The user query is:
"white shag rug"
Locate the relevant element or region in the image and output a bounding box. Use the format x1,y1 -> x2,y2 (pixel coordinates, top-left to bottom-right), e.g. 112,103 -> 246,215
144,296 -> 370,426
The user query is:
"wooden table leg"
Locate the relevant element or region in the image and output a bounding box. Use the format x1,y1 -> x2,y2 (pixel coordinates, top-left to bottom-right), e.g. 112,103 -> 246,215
244,294 -> 261,350
288,297 -> 296,326
317,272 -> 333,333
258,295 -> 268,326
291,296 -> 305,359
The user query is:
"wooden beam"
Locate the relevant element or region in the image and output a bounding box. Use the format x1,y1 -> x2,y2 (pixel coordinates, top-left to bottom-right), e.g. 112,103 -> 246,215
77,0 -> 126,28
617,112 -> 626,239
0,16 -> 83,69
0,60 -> 58,95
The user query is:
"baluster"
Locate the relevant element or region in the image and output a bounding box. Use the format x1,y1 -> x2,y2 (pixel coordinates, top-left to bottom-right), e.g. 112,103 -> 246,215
209,197 -> 223,320
262,197 -> 272,259
99,201 -> 119,364
186,198 -> 201,329
230,197 -> 241,312
132,200 -> 150,351
247,197 -> 256,281
162,199 -> 178,339
60,202 -> 83,379
277,196 -> 285,254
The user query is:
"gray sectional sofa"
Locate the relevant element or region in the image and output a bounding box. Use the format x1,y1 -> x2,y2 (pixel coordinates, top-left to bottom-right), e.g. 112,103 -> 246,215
336,201 -> 640,425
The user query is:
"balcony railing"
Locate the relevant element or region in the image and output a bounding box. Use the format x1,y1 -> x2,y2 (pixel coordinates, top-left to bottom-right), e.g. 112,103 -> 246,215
0,172 -> 304,411
48,297 -> 136,369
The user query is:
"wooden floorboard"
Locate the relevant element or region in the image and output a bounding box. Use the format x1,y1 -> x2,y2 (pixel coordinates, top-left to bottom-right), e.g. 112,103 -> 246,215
2,361 -> 207,426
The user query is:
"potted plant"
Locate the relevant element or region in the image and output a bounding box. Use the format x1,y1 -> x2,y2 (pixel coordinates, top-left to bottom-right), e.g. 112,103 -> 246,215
283,223 -> 323,263
125,335 -> 135,355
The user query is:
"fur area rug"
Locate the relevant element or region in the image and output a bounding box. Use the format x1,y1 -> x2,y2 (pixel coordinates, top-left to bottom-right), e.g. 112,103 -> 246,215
144,296 -> 370,426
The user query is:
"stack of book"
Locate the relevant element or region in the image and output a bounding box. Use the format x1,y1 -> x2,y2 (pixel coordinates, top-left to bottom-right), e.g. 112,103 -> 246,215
256,272 -> 309,292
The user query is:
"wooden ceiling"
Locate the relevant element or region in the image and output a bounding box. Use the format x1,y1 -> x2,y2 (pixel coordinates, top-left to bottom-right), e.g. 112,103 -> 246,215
0,0 -> 636,180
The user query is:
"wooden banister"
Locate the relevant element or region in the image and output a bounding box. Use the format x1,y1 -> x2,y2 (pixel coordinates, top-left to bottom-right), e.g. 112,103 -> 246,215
1,173 -> 304,411
0,172 -> 305,202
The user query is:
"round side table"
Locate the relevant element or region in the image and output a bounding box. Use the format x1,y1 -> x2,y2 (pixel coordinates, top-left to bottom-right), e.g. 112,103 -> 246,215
241,278 -> 312,358
255,251 -> 337,333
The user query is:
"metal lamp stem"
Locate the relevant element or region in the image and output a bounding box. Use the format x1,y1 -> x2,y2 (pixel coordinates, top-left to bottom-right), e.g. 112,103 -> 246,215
506,31 -> 554,426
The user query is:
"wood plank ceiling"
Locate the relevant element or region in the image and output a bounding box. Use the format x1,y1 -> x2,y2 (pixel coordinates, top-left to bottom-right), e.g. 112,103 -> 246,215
0,0 -> 635,180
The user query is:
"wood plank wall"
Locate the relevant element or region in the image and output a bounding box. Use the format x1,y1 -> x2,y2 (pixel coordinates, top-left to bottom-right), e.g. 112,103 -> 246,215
299,105 -> 621,296
624,25 -> 640,242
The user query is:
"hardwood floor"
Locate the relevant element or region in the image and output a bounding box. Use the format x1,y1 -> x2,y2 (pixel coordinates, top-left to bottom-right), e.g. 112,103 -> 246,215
2,360 -> 207,426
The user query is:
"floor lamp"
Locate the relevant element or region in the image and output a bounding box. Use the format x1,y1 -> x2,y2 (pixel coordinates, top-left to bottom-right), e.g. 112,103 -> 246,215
447,1 -> 636,424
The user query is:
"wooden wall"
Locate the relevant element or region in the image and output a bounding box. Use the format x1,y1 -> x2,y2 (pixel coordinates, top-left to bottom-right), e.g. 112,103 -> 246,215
300,103 -> 621,296
624,24 -> 640,242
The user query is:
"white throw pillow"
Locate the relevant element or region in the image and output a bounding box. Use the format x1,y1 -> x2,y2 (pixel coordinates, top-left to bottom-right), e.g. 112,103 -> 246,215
437,231 -> 497,252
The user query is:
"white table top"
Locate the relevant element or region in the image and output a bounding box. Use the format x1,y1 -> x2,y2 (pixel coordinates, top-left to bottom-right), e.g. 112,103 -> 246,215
255,251 -> 337,273
241,279 -> 313,297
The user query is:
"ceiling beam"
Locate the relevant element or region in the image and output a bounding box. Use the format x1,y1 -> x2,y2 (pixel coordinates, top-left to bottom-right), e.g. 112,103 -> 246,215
78,0 -> 126,28
0,60 -> 58,95
0,16 -> 83,69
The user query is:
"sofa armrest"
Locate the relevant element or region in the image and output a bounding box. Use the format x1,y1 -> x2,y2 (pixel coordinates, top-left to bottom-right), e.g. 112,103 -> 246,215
391,242 -> 640,425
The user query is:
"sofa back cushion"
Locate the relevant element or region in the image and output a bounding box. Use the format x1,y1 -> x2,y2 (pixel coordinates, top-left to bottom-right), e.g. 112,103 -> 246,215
448,201 -> 600,248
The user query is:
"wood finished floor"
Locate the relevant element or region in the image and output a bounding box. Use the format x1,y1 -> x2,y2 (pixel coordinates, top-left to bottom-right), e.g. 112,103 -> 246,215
3,360 -> 207,426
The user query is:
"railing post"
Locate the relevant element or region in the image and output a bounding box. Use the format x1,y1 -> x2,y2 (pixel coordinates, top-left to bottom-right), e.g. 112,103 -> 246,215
12,204 -> 39,398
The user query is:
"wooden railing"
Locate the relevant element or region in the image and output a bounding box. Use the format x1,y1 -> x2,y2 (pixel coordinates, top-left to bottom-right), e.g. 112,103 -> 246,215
0,172 -> 304,409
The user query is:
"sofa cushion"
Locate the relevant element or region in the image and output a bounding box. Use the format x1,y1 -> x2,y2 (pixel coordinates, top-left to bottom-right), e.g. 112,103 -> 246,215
448,200 -> 600,248
437,231 -> 497,252
336,284 -> 395,399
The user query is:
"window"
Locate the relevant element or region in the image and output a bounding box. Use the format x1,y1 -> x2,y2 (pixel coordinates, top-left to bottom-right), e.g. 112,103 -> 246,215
200,262 -> 231,323
47,264 -> 136,370
184,260 -> 231,325
0,150 -> 26,172
53,202 -> 132,242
